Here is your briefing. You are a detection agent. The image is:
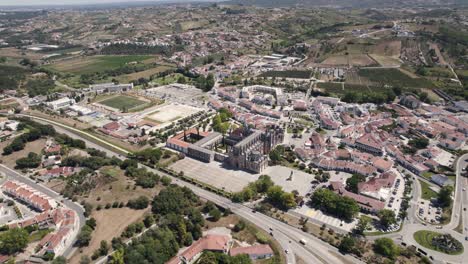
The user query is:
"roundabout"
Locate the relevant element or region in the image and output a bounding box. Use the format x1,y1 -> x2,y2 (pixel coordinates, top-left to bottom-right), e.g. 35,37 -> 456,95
413,230 -> 464,255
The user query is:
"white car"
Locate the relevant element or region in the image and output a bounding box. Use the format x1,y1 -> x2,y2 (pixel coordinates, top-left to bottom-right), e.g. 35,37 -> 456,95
463,188 -> 466,191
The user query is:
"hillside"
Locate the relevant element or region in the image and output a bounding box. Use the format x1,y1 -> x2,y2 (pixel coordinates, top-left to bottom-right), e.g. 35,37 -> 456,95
223,0 -> 461,8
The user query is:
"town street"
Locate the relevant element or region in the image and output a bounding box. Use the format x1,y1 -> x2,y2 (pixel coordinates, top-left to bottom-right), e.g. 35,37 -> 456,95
0,164 -> 85,257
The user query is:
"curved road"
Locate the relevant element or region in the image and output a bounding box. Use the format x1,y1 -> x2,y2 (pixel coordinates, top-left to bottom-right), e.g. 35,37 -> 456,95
369,154 -> 468,263
21,114 -> 364,264
0,165 -> 85,258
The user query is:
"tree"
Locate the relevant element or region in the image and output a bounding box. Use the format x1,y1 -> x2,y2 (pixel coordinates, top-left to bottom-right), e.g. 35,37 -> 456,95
209,208 -> 222,222
108,248 -> 124,264
354,215 -> 371,235
408,137 -> 429,150
0,228 -> 29,255
309,188 -> 359,221
255,175 -> 274,193
378,209 -> 397,229
346,174 -> 366,194
52,256 -> 67,264
79,255 -> 91,264
374,238 -> 399,259
99,240 -> 109,256
152,185 -> 199,216
85,218 -> 97,229
15,152 -> 41,169
143,214 -> 155,228
161,175 -> 172,186
127,196 -> 150,210
77,225 -> 93,247
339,235 -> 357,254
438,185 -> 454,207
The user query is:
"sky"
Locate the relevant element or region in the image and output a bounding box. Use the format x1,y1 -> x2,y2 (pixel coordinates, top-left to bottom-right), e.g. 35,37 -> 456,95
0,0 -> 159,6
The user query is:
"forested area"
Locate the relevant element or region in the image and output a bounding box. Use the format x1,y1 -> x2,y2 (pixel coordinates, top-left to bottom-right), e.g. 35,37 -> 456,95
2,119 -> 56,155
0,65 -> 27,92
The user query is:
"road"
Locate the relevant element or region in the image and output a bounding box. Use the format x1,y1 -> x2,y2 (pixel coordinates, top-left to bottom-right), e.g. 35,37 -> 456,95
21,114 -> 364,264
369,156 -> 468,263
0,164 -> 85,257
448,154 -> 468,233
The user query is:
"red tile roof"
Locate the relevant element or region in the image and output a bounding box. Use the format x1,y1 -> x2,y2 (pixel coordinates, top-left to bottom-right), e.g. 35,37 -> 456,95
180,235 -> 230,262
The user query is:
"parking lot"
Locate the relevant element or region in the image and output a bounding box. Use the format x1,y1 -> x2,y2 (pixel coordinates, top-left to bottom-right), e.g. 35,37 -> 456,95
385,171 -> 406,213
417,199 -> 443,224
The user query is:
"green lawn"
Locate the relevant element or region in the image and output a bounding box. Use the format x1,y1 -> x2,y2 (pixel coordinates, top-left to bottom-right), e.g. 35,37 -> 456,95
29,229 -> 52,243
99,95 -> 147,111
421,171 -> 434,180
419,180 -> 438,200
413,230 -> 464,255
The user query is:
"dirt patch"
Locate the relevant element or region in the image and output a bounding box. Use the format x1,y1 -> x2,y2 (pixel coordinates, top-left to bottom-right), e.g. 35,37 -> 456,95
429,43 -> 448,66
321,54 -> 376,66
372,40 -> 401,57
0,47 -> 44,60
80,166 -> 160,207
69,207 -> 149,264
368,54 -> 401,67
0,138 -> 47,169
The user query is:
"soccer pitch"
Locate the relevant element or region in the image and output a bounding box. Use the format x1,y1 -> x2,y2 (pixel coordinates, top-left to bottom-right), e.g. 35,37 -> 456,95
98,95 -> 147,111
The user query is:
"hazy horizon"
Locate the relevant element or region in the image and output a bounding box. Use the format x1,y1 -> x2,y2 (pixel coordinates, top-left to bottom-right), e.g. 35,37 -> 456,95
0,0 -> 185,6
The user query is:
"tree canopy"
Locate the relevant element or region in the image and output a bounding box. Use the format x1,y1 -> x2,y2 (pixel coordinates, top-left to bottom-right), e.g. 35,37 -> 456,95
0,228 -> 29,255
309,188 -> 359,221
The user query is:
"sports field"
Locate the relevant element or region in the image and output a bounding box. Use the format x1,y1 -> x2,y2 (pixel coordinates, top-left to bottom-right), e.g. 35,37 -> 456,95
99,95 -> 148,111
145,104 -> 201,124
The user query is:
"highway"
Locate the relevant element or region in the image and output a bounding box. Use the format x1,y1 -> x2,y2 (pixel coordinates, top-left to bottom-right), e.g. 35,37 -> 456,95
0,164 -> 85,258
21,114 -> 364,264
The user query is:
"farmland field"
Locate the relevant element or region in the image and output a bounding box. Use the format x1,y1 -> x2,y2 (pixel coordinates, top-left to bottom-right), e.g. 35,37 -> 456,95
98,95 -> 148,111
358,68 -> 435,88
369,54 -> 401,67
45,55 -> 153,75
371,40 -> 402,57
178,19 -> 210,31
260,70 -> 312,79
321,54 -> 377,66
115,64 -> 174,83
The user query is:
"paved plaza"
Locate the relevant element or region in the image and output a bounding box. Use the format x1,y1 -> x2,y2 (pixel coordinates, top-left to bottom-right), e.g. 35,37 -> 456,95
169,158 -> 318,195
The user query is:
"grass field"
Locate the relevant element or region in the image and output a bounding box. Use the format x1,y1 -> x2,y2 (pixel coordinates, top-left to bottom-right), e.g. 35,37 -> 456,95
45,55 -> 153,75
98,95 -> 148,111
413,230 -> 464,255
69,208 -> 149,264
178,19 -> 210,31
419,180 -> 438,200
